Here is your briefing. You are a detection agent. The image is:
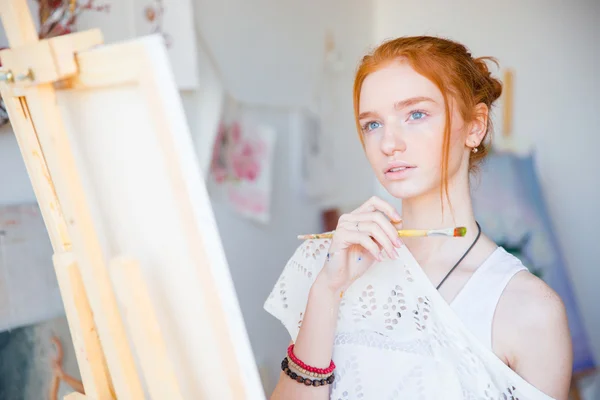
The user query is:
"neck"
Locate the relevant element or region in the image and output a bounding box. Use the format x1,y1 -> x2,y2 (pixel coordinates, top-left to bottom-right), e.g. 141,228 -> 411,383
400,173 -> 479,267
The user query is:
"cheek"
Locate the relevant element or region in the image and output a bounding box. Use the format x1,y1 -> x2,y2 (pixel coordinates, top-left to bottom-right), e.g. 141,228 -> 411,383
409,120 -> 445,164
363,138 -> 382,165
446,128 -> 468,172
449,121 -> 468,150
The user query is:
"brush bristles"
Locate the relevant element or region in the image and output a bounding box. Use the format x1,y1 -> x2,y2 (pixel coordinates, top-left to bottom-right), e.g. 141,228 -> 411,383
453,227 -> 467,237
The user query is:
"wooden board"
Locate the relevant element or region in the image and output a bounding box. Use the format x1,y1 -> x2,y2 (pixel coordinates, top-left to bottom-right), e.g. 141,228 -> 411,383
53,34 -> 264,399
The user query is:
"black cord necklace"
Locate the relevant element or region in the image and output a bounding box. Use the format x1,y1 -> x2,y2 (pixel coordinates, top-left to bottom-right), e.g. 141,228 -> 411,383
436,221 -> 482,290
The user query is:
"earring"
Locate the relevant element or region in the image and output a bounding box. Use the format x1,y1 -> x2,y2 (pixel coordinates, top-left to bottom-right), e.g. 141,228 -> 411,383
472,146 -> 479,154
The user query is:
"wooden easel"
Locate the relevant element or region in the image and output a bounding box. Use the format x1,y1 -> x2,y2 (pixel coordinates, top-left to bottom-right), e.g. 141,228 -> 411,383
0,2 -> 118,398
0,1 -> 264,399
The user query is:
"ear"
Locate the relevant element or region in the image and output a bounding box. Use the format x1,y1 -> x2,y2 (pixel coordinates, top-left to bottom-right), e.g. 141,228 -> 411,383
465,103 -> 489,149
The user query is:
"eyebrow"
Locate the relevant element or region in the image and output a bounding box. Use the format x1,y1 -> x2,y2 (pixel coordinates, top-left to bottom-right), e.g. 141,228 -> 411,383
358,96 -> 437,120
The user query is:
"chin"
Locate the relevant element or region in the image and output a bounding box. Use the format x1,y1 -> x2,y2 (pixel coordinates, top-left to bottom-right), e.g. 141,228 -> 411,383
378,178 -> 436,200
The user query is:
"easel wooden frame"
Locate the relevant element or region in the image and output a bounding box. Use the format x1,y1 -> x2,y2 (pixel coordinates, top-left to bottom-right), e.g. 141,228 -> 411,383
0,1 -> 259,399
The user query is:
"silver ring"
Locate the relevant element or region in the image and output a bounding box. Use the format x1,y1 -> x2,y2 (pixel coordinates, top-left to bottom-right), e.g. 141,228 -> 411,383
356,222 -> 360,232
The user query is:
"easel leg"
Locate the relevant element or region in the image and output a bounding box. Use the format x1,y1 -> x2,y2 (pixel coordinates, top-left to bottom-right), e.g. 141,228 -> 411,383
0,0 -> 38,46
0,92 -> 114,399
0,49 -> 114,400
54,252 -> 114,399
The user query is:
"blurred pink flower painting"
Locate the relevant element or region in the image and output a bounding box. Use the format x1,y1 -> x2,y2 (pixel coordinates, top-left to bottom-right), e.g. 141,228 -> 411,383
210,120 -> 275,223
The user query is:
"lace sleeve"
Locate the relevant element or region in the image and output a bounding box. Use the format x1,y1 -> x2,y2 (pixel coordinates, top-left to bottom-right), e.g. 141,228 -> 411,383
263,239 -> 331,342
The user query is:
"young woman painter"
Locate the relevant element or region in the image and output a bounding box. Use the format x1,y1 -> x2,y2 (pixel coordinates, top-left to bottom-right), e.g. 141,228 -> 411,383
264,36 -> 572,400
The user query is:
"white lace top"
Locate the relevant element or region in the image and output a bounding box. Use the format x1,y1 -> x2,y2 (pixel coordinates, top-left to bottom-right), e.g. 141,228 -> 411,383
264,239 -> 555,400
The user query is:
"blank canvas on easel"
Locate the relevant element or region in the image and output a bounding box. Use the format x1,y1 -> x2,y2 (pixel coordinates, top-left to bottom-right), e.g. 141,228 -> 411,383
51,35 -> 264,398
0,0 -> 266,393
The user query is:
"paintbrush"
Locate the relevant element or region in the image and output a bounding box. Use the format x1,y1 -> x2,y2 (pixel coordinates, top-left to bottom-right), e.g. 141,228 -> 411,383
297,227 -> 467,240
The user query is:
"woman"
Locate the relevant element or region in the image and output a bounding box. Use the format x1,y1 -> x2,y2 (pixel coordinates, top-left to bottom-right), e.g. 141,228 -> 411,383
264,36 -> 572,400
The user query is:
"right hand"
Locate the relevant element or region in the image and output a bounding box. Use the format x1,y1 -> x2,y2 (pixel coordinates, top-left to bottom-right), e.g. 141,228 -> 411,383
317,196 -> 404,294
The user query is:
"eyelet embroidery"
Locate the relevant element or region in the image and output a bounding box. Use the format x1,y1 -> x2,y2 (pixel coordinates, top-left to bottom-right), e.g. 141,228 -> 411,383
301,239 -> 330,260
265,241 -> 536,399
385,285 -> 405,330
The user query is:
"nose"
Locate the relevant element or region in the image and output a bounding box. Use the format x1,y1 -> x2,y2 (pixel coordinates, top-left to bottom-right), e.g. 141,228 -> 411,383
381,121 -> 406,155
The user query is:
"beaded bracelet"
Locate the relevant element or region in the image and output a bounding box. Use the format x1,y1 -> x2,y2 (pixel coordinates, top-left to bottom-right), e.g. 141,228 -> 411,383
281,357 -> 335,387
286,356 -> 331,378
287,344 -> 336,375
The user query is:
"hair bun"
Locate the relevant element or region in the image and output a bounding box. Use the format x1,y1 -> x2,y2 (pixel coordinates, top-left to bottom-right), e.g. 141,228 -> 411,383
474,56 -> 503,104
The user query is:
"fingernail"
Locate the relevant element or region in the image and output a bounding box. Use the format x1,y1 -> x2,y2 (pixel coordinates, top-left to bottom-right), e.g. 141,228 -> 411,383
393,212 -> 401,221
396,238 -> 402,247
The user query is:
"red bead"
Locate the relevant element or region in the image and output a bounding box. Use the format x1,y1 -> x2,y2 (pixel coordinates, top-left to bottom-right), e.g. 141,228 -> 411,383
287,344 -> 336,375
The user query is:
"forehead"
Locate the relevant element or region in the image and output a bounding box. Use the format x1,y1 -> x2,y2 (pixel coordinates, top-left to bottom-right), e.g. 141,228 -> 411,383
359,61 -> 443,112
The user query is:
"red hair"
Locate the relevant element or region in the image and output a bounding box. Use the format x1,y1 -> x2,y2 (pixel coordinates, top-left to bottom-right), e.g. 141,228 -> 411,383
353,36 -> 503,205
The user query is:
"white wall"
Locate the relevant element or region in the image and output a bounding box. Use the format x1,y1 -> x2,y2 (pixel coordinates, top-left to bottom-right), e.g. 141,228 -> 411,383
375,0 -> 600,396
189,0 -> 375,208
0,126 -> 35,204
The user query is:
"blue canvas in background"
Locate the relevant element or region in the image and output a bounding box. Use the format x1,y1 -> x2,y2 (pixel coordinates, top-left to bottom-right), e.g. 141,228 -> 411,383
471,152 -> 595,373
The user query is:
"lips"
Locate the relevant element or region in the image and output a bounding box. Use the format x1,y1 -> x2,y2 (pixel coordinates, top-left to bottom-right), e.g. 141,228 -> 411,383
382,161 -> 416,180
384,161 -> 416,174
388,166 -> 411,173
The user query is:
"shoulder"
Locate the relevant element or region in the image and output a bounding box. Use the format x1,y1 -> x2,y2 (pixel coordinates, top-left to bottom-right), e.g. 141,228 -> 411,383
498,271 -> 569,342
492,250 -> 568,341
494,259 -> 572,398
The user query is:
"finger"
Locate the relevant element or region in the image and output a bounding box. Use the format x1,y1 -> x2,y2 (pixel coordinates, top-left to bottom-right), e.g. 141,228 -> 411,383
345,220 -> 396,259
340,229 -> 381,260
368,212 -> 403,248
355,233 -> 382,261
337,212 -> 351,225
359,220 -> 398,259
391,219 -> 405,246
353,196 -> 401,222
344,212 -> 402,248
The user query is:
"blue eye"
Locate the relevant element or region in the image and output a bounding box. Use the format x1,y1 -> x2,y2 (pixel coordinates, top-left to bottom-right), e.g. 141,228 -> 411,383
362,121 -> 382,132
409,111 -> 426,120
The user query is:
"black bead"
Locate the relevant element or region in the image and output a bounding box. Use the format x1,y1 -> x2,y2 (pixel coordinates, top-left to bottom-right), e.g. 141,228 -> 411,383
313,380 -> 320,387
320,379 -> 327,386
304,378 -> 313,386
290,372 -> 297,380
296,376 -> 304,383
326,375 -> 335,384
